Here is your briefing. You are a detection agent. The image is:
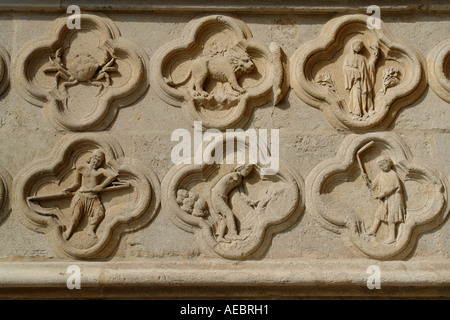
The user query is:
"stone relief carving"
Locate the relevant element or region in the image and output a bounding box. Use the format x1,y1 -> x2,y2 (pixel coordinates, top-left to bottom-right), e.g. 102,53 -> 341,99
290,14 -> 426,131
43,48 -> 118,97
0,46 -> 12,224
162,135 -> 304,259
427,38 -> 450,104
151,15 -> 288,129
342,39 -> 379,117
14,134 -> 160,259
14,13 -> 148,131
0,164 -> 12,226
305,133 -> 448,259
0,45 -> 9,98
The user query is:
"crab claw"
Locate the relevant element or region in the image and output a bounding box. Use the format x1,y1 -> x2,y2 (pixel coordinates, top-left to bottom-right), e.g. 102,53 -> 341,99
55,47 -> 63,57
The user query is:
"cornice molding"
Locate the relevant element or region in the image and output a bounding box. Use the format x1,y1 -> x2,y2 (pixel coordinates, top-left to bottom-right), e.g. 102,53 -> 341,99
0,1 -> 449,13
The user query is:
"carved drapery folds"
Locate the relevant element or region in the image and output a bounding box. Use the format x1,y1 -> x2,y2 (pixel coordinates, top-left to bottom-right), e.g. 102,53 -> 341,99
306,133 -> 448,259
14,134 -> 160,259
290,14 -> 426,131
428,38 -> 450,104
151,15 -> 288,130
162,135 -> 304,259
14,13 -> 148,131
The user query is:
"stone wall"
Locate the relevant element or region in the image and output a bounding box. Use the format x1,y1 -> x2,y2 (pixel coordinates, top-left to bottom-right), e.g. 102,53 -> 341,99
0,1 -> 448,298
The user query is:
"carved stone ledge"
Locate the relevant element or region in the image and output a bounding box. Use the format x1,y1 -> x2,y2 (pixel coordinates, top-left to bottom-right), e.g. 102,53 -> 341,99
14,134 -> 160,259
305,132 -> 449,260
428,38 -> 450,104
0,259 -> 448,299
162,134 -> 304,259
290,14 -> 426,131
0,45 -> 10,98
151,15 -> 288,130
14,13 -> 148,131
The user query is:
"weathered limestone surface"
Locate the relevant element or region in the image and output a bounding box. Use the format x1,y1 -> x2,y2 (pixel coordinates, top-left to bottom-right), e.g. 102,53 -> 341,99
0,1 -> 448,299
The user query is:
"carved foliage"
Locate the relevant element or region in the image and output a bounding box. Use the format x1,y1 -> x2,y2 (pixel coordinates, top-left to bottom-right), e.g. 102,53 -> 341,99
290,14 -> 426,131
427,38 -> 450,104
162,136 -> 304,259
151,15 -> 288,129
306,133 -> 448,259
14,13 -> 148,131
14,134 -> 160,259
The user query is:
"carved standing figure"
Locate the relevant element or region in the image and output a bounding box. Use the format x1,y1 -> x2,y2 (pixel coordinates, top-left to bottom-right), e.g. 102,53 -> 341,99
343,39 -> 379,117
63,149 -> 118,240
366,157 -> 406,244
211,164 -> 254,242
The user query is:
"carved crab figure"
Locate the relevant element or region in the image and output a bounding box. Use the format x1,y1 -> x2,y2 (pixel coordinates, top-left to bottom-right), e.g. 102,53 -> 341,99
44,48 -> 118,95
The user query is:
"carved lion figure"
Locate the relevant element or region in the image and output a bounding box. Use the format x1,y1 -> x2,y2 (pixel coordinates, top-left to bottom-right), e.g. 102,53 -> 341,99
165,49 -> 255,98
